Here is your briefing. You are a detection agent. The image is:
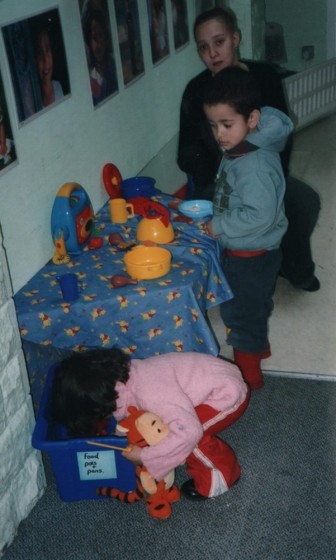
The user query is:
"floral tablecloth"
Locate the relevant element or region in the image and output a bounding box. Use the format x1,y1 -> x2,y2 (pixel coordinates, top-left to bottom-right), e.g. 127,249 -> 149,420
14,194 -> 233,409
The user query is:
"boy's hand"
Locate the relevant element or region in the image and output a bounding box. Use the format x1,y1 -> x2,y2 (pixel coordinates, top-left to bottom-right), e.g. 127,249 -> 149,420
204,220 -> 216,237
122,444 -> 142,465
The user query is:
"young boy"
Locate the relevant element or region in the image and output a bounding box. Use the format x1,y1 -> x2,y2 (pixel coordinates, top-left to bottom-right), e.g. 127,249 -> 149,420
203,66 -> 293,389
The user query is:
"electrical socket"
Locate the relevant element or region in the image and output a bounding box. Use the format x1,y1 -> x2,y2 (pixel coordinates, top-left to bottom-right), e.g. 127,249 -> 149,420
301,46 -> 314,61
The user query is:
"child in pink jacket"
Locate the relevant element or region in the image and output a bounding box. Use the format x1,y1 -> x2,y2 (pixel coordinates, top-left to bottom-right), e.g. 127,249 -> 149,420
52,348 -> 249,500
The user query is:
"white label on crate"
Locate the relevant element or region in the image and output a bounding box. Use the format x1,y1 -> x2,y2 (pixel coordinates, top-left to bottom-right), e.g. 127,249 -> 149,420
77,450 -> 117,481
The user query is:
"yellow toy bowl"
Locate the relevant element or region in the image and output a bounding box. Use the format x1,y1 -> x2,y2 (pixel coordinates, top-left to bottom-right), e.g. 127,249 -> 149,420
124,245 -> 171,280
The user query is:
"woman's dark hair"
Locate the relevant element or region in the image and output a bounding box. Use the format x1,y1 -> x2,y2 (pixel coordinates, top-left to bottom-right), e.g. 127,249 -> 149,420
51,347 -> 131,437
194,7 -> 239,38
203,66 -> 261,118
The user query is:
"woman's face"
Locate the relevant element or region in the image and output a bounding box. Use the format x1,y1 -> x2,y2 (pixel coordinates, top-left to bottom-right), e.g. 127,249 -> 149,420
36,31 -> 53,85
195,19 -> 240,75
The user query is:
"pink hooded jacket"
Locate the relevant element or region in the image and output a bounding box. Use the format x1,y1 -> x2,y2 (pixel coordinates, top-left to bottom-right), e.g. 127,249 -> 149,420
114,352 -> 248,480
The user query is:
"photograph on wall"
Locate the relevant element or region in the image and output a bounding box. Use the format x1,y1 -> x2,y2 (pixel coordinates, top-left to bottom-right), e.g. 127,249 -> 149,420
2,8 -> 70,125
171,0 -> 189,50
0,68 -> 17,173
147,0 -> 169,64
114,0 -> 144,86
79,0 -> 118,107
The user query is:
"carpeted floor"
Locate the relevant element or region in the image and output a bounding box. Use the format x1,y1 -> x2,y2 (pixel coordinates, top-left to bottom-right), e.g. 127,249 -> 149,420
3,375 -> 336,560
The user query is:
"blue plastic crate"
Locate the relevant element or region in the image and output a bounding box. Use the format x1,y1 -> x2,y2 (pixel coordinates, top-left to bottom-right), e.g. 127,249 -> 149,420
32,363 -> 136,502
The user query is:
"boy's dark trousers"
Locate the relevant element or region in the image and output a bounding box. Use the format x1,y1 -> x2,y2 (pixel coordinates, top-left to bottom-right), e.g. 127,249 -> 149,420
220,249 -> 282,353
220,249 -> 281,389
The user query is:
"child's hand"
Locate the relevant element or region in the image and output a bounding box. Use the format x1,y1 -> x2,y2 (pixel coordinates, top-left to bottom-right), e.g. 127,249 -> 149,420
204,220 -> 216,237
114,427 -> 127,437
122,444 -> 142,465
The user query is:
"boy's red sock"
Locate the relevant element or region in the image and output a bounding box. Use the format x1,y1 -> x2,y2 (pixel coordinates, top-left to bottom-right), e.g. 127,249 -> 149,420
233,349 -> 264,390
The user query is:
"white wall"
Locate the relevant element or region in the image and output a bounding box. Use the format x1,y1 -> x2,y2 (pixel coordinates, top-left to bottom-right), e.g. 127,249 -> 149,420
265,0 -> 327,71
327,0 -> 336,59
229,0 -> 265,60
0,0 -> 272,295
0,0 -> 203,293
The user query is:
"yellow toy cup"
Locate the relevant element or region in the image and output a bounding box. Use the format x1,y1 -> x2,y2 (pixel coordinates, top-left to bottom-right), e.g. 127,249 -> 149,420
109,198 -> 134,223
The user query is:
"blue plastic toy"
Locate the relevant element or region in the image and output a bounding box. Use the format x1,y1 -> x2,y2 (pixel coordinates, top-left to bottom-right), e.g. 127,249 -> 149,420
51,183 -> 94,258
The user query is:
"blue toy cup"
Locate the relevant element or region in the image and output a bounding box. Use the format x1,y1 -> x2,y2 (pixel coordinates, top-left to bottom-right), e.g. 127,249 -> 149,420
58,273 -> 79,302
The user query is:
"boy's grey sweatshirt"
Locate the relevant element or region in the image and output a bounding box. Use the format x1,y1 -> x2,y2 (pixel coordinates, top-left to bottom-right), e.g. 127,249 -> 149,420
211,106 -> 293,251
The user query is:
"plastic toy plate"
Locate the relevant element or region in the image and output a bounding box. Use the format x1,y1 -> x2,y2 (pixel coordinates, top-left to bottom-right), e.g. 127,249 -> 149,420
102,163 -> 123,198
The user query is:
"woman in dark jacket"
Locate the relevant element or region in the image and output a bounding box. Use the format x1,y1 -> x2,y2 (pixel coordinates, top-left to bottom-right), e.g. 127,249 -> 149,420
177,7 -> 320,292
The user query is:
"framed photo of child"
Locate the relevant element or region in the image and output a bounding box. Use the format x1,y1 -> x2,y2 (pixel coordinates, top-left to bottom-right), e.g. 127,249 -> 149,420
114,0 -> 145,85
0,67 -> 17,173
147,0 -> 170,64
78,0 -> 119,107
171,1 -> 189,50
2,8 -> 70,125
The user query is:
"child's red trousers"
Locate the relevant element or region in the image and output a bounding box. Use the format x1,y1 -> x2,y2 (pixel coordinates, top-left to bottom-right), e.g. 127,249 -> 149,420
185,392 -> 250,497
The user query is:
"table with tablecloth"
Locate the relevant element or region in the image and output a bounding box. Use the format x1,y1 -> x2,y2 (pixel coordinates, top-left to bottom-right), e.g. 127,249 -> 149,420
14,194 -> 233,409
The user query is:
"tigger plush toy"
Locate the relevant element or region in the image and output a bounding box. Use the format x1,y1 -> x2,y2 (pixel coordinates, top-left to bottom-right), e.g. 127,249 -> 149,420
97,406 -> 180,520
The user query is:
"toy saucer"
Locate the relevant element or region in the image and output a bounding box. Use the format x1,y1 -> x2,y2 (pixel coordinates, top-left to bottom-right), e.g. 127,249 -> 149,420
102,163 -> 123,198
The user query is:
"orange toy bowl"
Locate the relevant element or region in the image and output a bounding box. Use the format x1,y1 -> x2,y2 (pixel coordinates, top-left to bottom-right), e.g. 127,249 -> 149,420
124,246 -> 171,280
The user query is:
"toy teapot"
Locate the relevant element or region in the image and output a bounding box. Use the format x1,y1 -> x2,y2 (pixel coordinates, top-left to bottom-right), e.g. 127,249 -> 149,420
136,201 -> 174,244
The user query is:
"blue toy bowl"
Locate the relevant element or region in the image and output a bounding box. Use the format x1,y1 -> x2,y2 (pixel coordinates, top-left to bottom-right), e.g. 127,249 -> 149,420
121,176 -> 158,199
178,200 -> 213,221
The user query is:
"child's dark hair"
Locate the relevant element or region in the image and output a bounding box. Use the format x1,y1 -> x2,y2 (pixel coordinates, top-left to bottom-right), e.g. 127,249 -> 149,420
82,4 -> 111,66
203,66 -> 261,119
194,7 -> 239,38
31,21 -> 54,61
51,347 -> 130,437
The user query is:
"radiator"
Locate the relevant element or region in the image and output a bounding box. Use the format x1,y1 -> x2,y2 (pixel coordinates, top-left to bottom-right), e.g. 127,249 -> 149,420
283,58 -> 336,130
